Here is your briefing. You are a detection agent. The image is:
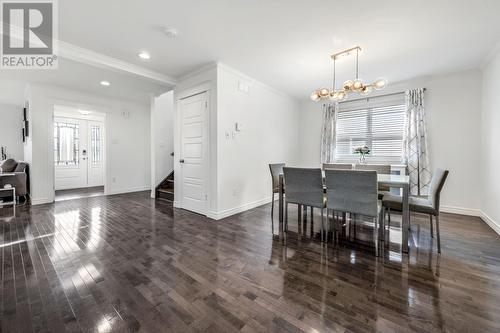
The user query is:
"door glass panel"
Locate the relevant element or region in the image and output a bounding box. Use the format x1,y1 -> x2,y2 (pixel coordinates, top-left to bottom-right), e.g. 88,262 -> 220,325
54,122 -> 80,165
90,125 -> 101,164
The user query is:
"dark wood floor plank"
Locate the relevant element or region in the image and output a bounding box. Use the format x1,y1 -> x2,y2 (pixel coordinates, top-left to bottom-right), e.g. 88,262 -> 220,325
2,191 -> 500,332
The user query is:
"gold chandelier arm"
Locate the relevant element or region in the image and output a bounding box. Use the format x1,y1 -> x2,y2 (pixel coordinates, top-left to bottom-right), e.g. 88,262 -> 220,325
330,46 -> 362,60
356,48 -> 359,79
332,58 -> 336,91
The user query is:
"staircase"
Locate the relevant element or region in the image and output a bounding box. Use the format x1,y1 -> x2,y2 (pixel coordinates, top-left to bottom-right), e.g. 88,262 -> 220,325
155,171 -> 174,202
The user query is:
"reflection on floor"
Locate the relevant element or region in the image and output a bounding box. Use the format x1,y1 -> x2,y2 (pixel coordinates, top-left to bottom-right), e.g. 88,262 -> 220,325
55,186 -> 105,202
1,191 -> 500,332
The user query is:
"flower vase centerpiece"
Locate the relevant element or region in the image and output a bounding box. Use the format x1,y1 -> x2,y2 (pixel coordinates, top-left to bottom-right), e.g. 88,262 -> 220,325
354,145 -> 371,164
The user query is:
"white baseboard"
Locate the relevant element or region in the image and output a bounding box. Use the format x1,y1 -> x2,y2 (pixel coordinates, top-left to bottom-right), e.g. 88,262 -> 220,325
441,205 -> 481,217
206,196 -> 272,220
31,198 -> 52,205
106,186 -> 151,196
480,211 -> 500,235
441,206 -> 500,236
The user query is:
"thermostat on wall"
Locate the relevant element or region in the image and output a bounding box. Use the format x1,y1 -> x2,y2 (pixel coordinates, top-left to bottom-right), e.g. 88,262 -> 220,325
235,123 -> 243,132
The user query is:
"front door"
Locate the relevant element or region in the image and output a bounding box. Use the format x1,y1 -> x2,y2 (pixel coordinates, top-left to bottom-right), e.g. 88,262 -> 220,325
54,117 -> 104,190
179,92 -> 208,215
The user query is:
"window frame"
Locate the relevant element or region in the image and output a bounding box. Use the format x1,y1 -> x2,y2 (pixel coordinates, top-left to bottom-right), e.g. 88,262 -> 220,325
335,97 -> 406,164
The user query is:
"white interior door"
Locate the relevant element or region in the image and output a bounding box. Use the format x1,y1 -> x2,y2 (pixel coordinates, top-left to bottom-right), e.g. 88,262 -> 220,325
179,92 -> 208,215
54,117 -> 88,190
54,117 -> 104,190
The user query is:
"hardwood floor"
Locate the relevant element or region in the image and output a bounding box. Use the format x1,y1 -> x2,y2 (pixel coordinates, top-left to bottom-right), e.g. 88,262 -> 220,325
1,192 -> 500,332
55,186 -> 105,202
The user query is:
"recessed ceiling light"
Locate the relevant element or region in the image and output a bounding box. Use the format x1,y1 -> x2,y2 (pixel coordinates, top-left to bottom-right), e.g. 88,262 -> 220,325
163,27 -> 179,38
138,51 -> 150,60
100,81 -> 110,86
78,110 -> 92,115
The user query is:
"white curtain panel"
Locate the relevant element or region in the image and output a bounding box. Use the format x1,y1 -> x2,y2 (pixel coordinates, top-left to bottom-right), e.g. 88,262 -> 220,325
403,89 -> 431,195
320,103 -> 338,164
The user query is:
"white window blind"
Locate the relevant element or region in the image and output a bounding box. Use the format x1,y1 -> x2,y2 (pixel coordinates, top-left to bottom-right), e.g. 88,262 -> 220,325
335,95 -> 406,164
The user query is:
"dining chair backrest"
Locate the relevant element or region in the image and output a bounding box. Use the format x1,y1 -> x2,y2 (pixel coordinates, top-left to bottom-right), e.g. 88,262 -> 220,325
355,164 -> 391,174
323,163 -> 353,170
355,164 -> 391,191
283,167 -> 324,207
269,163 -> 285,190
428,169 -> 449,212
325,169 -> 378,217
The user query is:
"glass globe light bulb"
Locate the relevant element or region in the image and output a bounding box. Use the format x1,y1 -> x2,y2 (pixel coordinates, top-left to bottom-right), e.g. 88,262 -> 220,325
373,78 -> 388,90
353,79 -> 364,91
336,90 -> 347,101
329,91 -> 339,101
360,85 -> 373,96
319,88 -> 330,97
310,91 -> 321,101
343,80 -> 354,91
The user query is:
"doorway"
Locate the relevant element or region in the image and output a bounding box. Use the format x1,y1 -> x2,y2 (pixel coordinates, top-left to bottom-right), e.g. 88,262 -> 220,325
53,106 -> 106,200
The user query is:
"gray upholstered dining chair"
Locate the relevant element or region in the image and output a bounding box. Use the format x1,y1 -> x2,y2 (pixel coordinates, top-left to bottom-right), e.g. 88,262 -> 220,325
325,169 -> 382,255
323,163 -> 353,170
355,164 -> 392,199
269,163 -> 285,233
283,167 -> 326,240
382,169 -> 449,253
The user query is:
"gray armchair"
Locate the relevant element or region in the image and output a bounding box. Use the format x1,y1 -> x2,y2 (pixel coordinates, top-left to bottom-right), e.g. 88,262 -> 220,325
325,169 -> 382,254
283,167 -> 326,240
355,164 -> 392,199
382,169 -> 449,253
0,159 -> 30,200
269,163 -> 285,233
322,163 -> 353,170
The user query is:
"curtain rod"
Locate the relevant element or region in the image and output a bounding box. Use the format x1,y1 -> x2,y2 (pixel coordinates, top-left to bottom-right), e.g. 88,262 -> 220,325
335,88 -> 426,104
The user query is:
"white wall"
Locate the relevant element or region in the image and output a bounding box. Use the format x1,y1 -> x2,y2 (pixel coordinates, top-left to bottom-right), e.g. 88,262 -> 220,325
0,103 -> 24,160
214,64 -> 301,218
26,83 -> 151,204
173,63 -> 301,219
481,50 -> 500,232
298,69 -> 483,214
151,90 -> 174,196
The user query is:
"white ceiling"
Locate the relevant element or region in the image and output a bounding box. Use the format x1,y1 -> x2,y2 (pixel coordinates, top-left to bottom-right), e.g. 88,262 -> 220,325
56,0 -> 500,100
0,59 -> 170,105
2,1 -> 500,105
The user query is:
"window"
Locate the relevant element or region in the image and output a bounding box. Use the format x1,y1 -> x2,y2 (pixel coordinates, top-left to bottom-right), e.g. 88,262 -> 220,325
335,96 -> 406,163
54,122 -> 80,165
90,125 -> 101,164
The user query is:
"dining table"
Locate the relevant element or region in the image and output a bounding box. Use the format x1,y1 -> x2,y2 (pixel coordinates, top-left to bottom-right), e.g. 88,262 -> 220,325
278,173 -> 411,253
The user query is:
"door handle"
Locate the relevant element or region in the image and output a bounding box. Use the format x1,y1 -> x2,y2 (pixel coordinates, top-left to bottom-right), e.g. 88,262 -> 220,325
179,159 -> 185,164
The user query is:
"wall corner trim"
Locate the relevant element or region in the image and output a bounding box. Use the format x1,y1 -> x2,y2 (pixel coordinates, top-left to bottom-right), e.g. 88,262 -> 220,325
480,211 -> 500,236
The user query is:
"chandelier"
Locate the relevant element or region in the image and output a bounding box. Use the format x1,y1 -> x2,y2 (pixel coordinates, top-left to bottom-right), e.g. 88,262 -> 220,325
310,46 -> 387,102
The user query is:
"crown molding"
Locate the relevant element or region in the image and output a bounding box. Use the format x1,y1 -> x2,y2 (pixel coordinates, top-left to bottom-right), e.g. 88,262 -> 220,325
176,62 -> 218,82
480,39 -> 500,70
216,62 -> 293,99
59,41 -> 177,86
0,22 -> 177,86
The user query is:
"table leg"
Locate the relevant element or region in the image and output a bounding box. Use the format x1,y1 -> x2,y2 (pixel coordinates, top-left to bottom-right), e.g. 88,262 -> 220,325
279,174 -> 284,229
402,183 -> 410,253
